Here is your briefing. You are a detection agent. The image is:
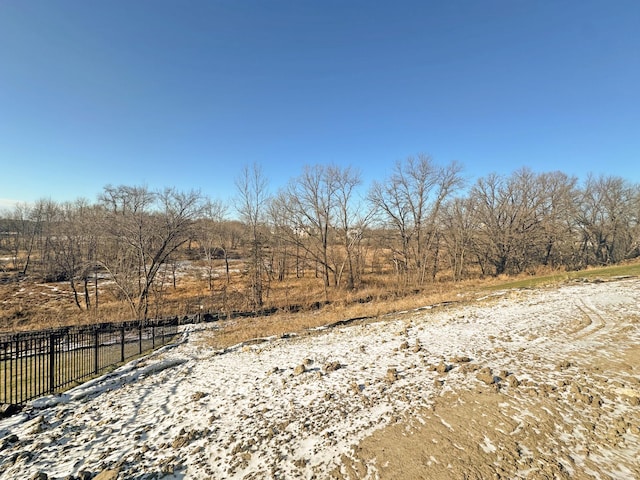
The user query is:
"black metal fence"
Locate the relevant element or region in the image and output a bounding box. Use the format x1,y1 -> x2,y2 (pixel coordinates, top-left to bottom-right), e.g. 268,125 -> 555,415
0,318 -> 179,406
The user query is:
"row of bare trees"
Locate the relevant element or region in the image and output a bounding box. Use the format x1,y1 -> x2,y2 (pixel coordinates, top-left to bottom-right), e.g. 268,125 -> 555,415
1,156 -> 639,317
0,187 -> 203,319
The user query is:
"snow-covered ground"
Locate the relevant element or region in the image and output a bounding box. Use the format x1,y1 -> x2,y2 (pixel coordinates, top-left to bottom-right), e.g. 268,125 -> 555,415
1,278 -> 639,479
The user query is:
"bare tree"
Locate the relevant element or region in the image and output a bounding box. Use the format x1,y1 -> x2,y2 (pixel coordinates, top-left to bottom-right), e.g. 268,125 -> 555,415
268,191 -> 312,281
47,199 -> 101,311
368,154 -> 463,287
469,168 -> 582,275
267,192 -> 293,283
196,199 -> 228,290
4,203 -> 32,273
471,169 -> 547,275
98,185 -> 203,319
332,166 -> 369,289
535,171 -> 579,268
1,200 -> 57,278
283,165 -> 365,296
218,220 -> 243,283
50,201 -> 85,310
38,200 -> 60,280
576,175 -> 638,266
235,164 -> 270,309
440,196 -> 480,281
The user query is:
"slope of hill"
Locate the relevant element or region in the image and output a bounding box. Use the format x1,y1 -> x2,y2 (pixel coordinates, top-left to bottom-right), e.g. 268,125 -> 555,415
1,277 -> 639,479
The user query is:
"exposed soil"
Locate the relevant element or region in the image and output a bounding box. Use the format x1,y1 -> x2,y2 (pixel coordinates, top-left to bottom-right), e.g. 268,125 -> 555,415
336,282 -> 640,480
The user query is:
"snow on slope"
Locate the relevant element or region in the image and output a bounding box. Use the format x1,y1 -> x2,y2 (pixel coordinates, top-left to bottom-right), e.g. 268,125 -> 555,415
1,278 -> 639,479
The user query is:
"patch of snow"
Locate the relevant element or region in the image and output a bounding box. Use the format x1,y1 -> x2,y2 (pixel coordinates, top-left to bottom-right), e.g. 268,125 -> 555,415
479,435 -> 497,453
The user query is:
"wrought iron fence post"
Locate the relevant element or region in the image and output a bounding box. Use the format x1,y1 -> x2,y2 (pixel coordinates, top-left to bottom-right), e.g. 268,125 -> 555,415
49,333 -> 55,394
11,338 -> 16,403
120,325 -> 125,363
94,328 -> 99,375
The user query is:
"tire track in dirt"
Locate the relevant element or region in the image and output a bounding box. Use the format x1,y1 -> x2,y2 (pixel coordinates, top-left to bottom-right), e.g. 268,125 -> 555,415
573,299 -> 607,340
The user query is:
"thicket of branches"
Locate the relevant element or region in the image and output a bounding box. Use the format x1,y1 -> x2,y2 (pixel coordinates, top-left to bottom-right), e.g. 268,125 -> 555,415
1,156 -> 639,318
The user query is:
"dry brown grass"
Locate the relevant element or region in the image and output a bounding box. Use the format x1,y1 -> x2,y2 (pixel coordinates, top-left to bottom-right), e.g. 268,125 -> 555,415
205,280 -> 477,349
2,258 -> 639,342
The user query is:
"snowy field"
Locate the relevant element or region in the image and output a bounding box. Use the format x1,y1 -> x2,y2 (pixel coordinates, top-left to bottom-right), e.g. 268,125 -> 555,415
1,278 -> 639,479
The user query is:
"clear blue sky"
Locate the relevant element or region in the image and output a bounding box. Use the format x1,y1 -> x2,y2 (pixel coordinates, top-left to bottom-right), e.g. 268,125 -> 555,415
1,0 -> 639,208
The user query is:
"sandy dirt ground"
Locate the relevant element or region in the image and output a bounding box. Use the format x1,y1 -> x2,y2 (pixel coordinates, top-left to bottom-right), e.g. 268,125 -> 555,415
339,280 -> 640,480
1,278 -> 639,479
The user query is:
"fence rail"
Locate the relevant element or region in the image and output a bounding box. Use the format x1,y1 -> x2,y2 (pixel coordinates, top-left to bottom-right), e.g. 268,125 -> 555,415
0,318 -> 179,406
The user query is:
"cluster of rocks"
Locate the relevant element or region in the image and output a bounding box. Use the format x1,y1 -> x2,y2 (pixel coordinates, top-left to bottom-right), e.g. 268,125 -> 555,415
398,339 -> 422,353
290,358 -> 344,377
474,367 -> 520,388
29,469 -> 119,480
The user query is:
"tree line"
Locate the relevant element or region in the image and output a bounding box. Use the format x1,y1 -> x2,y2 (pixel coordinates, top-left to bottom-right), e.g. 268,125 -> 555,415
1,156 -> 639,319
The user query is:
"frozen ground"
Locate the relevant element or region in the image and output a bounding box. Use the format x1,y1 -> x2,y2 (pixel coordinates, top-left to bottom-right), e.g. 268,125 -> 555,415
1,278 -> 639,479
